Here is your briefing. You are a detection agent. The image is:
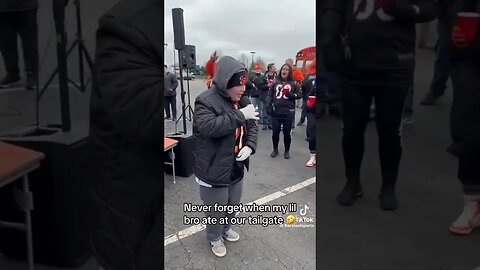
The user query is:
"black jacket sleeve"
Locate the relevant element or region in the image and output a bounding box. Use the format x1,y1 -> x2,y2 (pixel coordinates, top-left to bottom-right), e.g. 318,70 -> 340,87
193,98 -> 247,138
383,0 -> 439,23
92,13 -> 163,147
244,119 -> 258,154
170,74 -> 178,90
286,83 -> 303,100
265,83 -> 274,104
319,0 -> 346,47
261,76 -> 269,91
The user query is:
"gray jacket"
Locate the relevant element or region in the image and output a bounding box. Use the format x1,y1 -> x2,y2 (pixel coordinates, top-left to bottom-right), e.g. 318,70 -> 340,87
0,0 -> 38,12
164,72 -> 178,96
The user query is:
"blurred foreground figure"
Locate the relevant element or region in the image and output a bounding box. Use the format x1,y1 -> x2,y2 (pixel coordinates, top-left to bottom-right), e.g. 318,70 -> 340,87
321,0 -> 437,210
448,0 -> 480,236
89,0 -> 163,269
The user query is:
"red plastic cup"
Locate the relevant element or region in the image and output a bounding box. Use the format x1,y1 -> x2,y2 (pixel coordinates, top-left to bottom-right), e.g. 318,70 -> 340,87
306,96 -> 316,108
456,12 -> 480,43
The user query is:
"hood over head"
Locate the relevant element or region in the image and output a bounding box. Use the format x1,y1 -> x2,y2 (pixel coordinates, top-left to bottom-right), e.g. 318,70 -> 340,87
212,56 -> 247,98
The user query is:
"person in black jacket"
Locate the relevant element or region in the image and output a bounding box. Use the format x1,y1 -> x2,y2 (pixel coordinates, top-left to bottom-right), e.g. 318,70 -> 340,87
88,0 -> 163,269
266,63 -> 302,159
321,0 -> 438,210
251,64 -> 268,125
262,63 -> 277,130
192,56 -> 258,257
0,0 -> 39,89
447,0 -> 480,235
421,0 -> 461,105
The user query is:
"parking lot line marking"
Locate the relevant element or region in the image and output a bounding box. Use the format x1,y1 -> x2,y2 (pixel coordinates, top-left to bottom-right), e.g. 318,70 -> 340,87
164,177 -> 316,246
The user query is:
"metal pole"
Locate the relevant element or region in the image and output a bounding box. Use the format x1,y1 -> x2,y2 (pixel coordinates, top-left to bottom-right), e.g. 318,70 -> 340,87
74,0 -> 85,92
178,50 -> 187,134
53,0 -> 71,131
23,175 -> 34,270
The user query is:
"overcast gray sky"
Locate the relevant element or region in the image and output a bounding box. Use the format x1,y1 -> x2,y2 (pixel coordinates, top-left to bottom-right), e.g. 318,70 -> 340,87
164,0 -> 315,70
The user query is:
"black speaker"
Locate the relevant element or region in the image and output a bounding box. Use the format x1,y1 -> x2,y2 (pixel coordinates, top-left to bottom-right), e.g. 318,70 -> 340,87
172,8 -> 185,50
0,123 -> 92,267
182,45 -> 196,69
164,133 -> 193,177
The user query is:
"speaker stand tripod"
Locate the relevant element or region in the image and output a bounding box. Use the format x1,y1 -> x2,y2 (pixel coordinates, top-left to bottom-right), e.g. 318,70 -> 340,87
175,68 -> 194,125
40,0 -> 93,99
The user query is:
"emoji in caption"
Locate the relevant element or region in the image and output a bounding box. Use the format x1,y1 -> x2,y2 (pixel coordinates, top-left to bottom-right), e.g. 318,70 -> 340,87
285,215 -> 296,225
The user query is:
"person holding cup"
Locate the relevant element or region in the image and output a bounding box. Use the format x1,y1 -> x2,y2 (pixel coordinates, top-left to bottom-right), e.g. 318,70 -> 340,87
448,0 -> 480,235
266,63 -> 302,159
303,59 -> 317,167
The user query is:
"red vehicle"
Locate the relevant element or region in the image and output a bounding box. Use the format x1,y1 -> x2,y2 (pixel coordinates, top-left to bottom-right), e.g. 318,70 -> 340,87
295,46 -> 316,76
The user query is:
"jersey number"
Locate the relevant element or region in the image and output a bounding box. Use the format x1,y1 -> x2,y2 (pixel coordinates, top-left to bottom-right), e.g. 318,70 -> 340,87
354,0 -> 394,22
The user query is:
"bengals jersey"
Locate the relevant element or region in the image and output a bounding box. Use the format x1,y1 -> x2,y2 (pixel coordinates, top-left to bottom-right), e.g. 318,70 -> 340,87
267,80 -> 302,117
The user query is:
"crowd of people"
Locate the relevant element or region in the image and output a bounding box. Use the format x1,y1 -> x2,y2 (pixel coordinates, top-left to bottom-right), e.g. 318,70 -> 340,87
201,52 -> 317,167
320,0 -> 480,234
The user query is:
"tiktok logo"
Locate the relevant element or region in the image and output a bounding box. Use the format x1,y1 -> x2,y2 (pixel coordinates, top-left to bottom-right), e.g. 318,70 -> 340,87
299,203 -> 310,216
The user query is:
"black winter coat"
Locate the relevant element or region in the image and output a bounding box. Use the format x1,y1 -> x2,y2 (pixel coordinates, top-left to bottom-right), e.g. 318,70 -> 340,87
193,56 -> 258,187
88,0 -> 163,269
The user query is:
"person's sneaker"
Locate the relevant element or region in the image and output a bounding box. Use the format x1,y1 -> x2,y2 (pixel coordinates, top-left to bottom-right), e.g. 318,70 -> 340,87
284,151 -> 290,159
378,189 -> 398,211
270,149 -> 279,158
420,92 -> 440,105
0,73 -> 21,88
222,229 -> 240,242
306,154 -> 316,167
210,239 -> 226,257
262,125 -> 268,130
297,121 -> 304,126
25,72 -> 37,89
336,183 -> 363,206
449,195 -> 480,235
